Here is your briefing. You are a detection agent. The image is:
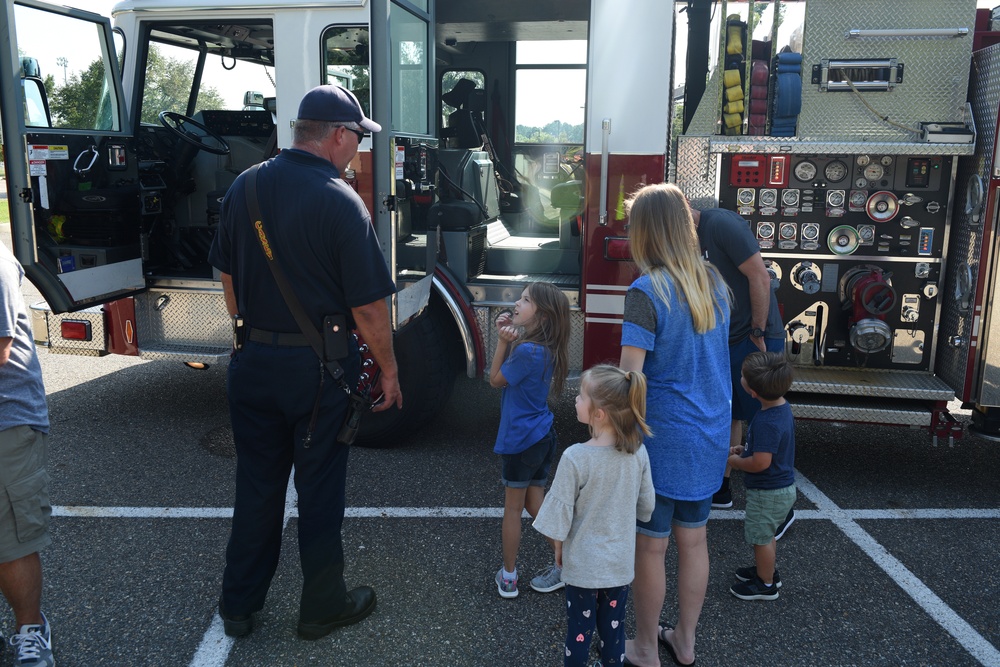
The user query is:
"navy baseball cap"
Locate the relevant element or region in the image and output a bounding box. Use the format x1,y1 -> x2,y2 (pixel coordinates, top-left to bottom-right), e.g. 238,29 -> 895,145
297,85 -> 381,133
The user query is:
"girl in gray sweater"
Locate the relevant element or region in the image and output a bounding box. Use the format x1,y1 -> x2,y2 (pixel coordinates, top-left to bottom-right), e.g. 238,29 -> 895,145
534,365 -> 656,667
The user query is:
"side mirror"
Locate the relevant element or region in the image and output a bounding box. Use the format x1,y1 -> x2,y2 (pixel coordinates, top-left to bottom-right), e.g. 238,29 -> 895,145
22,77 -> 51,128
243,90 -> 264,108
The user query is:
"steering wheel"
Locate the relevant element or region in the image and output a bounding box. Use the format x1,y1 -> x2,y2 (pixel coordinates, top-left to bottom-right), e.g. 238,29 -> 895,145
158,111 -> 230,156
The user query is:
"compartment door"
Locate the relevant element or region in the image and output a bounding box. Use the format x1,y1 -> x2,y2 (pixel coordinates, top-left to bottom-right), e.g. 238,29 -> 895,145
370,0 -> 436,330
0,1 -> 142,313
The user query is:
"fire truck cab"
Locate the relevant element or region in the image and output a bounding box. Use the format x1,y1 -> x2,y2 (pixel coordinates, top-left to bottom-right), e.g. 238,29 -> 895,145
3,0 -> 1000,446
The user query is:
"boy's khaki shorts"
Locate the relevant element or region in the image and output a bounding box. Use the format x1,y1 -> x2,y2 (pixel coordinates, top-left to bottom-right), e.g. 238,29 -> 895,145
0,425 -> 52,563
744,485 -> 796,545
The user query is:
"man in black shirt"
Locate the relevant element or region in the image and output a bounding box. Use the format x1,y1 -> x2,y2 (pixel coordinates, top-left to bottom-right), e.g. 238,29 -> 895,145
209,85 -> 401,640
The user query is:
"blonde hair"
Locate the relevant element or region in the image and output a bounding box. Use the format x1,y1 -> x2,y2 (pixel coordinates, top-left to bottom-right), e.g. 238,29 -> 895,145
516,282 -> 571,396
626,183 -> 730,333
581,365 -> 652,454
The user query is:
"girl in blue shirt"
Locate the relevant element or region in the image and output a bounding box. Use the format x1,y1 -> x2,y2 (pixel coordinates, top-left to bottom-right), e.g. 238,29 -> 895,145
489,281 -> 570,598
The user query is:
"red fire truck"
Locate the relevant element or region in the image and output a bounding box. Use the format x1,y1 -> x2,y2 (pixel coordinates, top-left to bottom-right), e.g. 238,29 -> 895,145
2,0 -> 999,446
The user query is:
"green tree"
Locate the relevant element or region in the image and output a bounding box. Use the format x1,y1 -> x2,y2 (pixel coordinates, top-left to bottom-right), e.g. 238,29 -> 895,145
48,45 -> 224,129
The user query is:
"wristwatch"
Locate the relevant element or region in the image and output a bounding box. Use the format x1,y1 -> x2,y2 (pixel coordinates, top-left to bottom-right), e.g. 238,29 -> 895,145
750,327 -> 765,338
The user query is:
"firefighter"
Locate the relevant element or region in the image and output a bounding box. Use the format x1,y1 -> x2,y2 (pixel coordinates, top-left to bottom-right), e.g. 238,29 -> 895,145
209,85 -> 401,640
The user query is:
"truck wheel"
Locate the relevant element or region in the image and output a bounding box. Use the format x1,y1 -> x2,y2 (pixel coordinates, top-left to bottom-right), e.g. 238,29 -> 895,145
354,303 -> 460,448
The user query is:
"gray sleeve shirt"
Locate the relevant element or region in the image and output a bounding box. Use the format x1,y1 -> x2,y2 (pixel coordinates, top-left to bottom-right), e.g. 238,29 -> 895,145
533,443 -> 654,589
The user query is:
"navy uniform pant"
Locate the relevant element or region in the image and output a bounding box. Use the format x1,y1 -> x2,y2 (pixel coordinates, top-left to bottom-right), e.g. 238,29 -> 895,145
221,341 -> 359,623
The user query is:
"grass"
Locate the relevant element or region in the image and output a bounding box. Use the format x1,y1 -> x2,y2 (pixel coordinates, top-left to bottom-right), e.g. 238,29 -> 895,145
0,200 -> 8,226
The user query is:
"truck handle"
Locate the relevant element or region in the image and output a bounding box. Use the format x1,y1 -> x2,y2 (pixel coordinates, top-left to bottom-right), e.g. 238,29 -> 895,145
599,118 -> 611,226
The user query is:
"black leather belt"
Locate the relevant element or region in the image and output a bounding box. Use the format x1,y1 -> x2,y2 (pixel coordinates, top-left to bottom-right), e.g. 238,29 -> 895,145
247,328 -> 311,347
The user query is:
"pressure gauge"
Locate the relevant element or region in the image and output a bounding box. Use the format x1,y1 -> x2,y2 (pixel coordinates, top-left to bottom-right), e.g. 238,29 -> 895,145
759,189 -> 778,207
824,160 -> 848,183
858,225 -> 875,243
782,189 -> 800,206
855,177 -> 868,189
880,155 -> 893,166
757,222 -> 775,239
794,160 -> 817,182
827,190 -> 846,208
863,163 -> 884,182
801,223 -> 820,241
856,155 -> 871,167
779,222 -> 797,240
850,190 -> 868,208
737,188 -> 755,206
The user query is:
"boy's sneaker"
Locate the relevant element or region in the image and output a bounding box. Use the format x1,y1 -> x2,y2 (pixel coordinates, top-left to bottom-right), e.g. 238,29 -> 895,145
495,568 -> 518,598
529,564 -> 564,593
9,612 -> 55,666
774,508 -> 796,540
711,486 -> 733,509
735,565 -> 781,588
730,574 -> 780,600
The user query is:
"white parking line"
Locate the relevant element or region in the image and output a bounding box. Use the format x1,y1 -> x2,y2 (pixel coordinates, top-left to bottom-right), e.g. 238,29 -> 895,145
795,470 -> 1000,667
47,471 -> 1000,667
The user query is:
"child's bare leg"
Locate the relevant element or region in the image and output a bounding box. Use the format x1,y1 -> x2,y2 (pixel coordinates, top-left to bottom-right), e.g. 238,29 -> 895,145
502,486 -> 528,572
523,485 -> 557,552
753,539 -> 777,584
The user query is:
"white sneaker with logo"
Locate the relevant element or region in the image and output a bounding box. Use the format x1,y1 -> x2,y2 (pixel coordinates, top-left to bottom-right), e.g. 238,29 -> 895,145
9,612 -> 55,667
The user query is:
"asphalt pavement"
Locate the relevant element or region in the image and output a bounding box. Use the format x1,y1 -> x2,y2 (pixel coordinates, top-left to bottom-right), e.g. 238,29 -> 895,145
1,221 -> 999,666
0,344 -> 996,666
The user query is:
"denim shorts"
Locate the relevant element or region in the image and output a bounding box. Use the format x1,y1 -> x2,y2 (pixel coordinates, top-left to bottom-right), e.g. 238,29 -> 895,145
744,485 -> 797,545
0,426 -> 52,562
636,493 -> 713,538
500,427 -> 557,488
731,337 -> 786,421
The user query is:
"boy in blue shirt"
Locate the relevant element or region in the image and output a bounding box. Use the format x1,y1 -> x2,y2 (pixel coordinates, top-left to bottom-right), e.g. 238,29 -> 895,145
727,351 -> 796,601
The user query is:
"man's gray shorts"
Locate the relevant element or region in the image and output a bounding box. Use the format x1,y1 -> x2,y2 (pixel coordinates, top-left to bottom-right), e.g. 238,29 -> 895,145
0,425 -> 52,563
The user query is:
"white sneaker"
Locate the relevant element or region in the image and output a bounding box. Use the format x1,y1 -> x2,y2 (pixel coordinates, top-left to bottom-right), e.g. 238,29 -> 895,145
529,564 -> 565,593
9,612 -> 55,667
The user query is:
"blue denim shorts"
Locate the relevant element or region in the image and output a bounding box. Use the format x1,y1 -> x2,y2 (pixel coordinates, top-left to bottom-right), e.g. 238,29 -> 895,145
501,427 -> 557,488
636,493 -> 713,538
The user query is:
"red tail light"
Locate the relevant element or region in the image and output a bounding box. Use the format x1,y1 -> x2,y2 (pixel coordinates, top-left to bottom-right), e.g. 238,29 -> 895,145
61,320 -> 92,341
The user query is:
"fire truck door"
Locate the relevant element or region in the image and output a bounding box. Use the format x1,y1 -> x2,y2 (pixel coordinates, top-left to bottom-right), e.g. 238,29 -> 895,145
370,0 -> 436,330
0,1 -> 142,314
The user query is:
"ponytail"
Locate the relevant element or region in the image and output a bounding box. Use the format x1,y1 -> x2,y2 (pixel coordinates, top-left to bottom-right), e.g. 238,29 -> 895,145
582,365 -> 653,454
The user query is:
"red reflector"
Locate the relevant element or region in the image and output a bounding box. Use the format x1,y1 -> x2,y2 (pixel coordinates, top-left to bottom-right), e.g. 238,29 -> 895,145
61,320 -> 92,341
605,237 -> 632,261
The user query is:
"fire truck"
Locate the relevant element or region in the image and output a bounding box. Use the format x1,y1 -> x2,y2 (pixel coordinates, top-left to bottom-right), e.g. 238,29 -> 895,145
2,0 -> 999,446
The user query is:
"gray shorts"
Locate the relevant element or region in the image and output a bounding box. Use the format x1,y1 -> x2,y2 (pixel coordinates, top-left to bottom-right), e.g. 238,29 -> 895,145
0,426 -> 52,563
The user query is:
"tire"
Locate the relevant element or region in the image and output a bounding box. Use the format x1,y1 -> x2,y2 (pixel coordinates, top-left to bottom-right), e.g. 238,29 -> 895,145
354,301 -> 460,448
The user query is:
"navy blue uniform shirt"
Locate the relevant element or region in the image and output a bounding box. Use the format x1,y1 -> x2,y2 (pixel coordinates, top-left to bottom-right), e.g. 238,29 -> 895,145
209,149 -> 395,331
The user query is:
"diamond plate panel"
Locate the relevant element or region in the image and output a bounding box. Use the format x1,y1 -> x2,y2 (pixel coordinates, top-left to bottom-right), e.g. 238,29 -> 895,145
790,366 -> 954,399
798,0 -> 976,141
475,305 -> 585,381
43,306 -> 106,355
134,288 -> 231,362
791,396 -> 933,427
937,43 -> 1000,401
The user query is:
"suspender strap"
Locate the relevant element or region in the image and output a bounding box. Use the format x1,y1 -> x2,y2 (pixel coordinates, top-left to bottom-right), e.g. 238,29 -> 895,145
243,163 -> 351,392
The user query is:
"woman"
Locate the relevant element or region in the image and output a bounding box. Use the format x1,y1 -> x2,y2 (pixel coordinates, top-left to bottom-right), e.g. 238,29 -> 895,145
619,183 -> 731,667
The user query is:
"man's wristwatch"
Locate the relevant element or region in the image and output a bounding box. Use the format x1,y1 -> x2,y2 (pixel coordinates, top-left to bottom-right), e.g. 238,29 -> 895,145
750,327 -> 765,338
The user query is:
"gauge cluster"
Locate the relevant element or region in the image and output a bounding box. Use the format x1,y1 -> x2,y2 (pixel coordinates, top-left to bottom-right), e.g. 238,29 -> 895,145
719,152 -> 954,371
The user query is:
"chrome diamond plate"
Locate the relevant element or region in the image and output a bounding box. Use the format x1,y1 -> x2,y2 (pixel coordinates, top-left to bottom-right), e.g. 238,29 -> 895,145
475,305 -> 585,380
790,395 -> 934,427
44,306 -> 106,355
790,366 -> 954,399
134,288 -> 231,362
798,0 -> 976,142
937,43 -> 1000,403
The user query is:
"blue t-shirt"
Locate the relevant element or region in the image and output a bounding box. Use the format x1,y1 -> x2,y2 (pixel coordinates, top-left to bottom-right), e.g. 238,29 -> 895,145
209,148 -> 395,332
0,242 -> 49,433
494,341 -> 554,455
742,401 -> 796,489
621,273 -> 731,500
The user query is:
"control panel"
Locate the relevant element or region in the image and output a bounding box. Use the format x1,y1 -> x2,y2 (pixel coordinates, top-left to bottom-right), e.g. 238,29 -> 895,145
719,153 -> 952,370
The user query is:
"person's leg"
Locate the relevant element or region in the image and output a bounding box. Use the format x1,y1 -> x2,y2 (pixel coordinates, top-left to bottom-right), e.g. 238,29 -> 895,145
626,533 -> 668,667
754,539 -> 777,584
564,585 -> 597,667
596,584 -> 630,666
665,525 -> 708,665
502,486 -> 529,572
0,552 -> 42,627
